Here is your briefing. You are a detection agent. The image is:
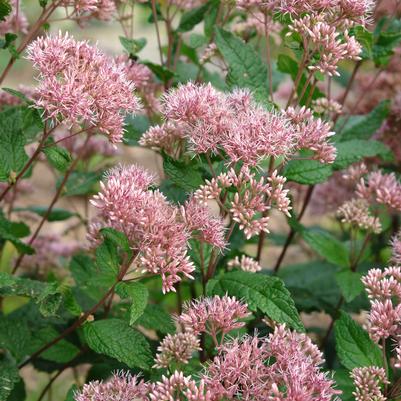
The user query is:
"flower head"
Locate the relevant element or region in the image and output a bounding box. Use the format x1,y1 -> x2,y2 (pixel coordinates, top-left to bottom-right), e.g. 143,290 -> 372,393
350,366 -> 388,401
228,255 -> 262,273
27,32 -> 140,143
177,295 -> 251,337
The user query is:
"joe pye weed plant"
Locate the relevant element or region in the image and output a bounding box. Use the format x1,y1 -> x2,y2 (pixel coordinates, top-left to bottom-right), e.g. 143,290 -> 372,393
1,0 -> 401,400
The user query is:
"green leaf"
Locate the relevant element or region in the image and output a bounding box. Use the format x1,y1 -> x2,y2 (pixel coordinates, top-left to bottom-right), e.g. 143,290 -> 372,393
0,212 -> 33,255
135,303 -> 175,334
207,271 -> 304,332
84,319 -> 153,370
336,101 -> 390,142
163,154 -> 203,192
278,261 -> 341,314
335,269 -> 364,303
215,27 -> 273,102
189,33 -> 208,48
351,26 -> 373,60
30,326 -> 80,363
335,311 -> 383,370
0,109 -> 28,182
15,206 -> 77,222
99,227 -> 131,255
301,228 -> 350,267
204,0 -> 220,38
43,145 -> 72,172
0,0 -> 11,22
141,61 -> 175,83
123,114 -> 150,146
0,273 -> 63,316
95,238 -> 119,276
119,36 -> 146,55
65,385 -> 78,401
61,171 -> 101,197
2,88 -> 31,104
333,369 -> 355,401
0,316 -> 31,362
333,140 -> 393,170
116,281 -> 149,325
0,357 -> 20,401
177,2 -> 210,32
283,159 -> 333,185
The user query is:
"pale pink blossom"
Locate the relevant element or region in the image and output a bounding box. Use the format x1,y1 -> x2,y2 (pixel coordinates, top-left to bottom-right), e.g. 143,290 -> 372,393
181,197 -> 227,250
89,164 -> 195,293
74,371 -> 149,401
228,255 -> 262,273
177,295 -> 251,338
391,230 -> 401,265
61,0 -> 116,21
357,171 -> 401,211
27,32 -> 140,143
154,332 -> 200,369
149,371 -> 211,401
350,366 -> 388,401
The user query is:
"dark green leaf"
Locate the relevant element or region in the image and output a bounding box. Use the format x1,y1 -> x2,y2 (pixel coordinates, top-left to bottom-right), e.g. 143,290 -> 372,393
335,269 -> 364,303
283,159 -> 333,185
84,319 -> 153,370
15,206 -> 78,222
207,271 -> 304,332
177,2 -> 210,32
99,227 -> 131,255
61,171 -> 101,197
0,316 -> 31,362
335,311 -> 383,370
0,0 -> 11,22
0,357 -> 19,401
333,369 -> 354,401
95,238 -> 119,275
136,303 -> 175,334
0,212 -> 33,254
141,61 -> 175,83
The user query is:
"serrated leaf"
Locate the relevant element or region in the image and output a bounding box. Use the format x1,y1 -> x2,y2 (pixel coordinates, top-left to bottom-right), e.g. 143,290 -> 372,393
0,212 -> 33,255
116,282 -> 149,325
135,304 -> 175,334
43,145 -> 72,172
335,311 -> 383,370
95,238 -> 119,275
336,101 -> 390,142
333,140 -> 393,170
301,228 -> 350,267
215,28 -> 274,102
206,271 -> 304,332
335,269 -> 364,303
163,155 -> 203,192
0,316 -> 31,362
84,318 -> 153,370
99,227 -> 131,255
333,369 -> 355,401
0,273 -> 63,316
0,357 -> 19,401
141,61 -> 175,83
189,33 -> 208,48
284,159 -> 333,185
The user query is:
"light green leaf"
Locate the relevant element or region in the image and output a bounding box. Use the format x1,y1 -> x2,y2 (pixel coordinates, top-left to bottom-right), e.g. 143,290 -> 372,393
206,271 -> 304,332
119,36 -> 146,55
336,101 -> 390,142
335,269 -> 364,303
301,228 -> 350,267
335,311 -> 383,370
61,171 -> 101,197
95,238 -> 119,275
283,159 -> 333,185
43,145 -> 72,172
333,140 -> 393,170
84,319 -> 153,370
116,282 -> 149,325
123,114 -> 150,146
215,27 -> 273,102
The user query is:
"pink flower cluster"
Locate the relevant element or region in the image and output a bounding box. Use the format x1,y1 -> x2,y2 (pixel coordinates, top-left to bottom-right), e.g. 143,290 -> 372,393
27,32 -> 140,144
61,0 -> 116,21
357,171 -> 401,211
177,295 -> 251,339
154,332 -> 200,369
146,83 -> 336,166
195,166 -> 291,239
350,366 -> 388,401
362,267 -> 401,367
391,230 -> 401,265
228,255 -> 262,273
203,325 -> 340,401
88,164 -> 225,292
